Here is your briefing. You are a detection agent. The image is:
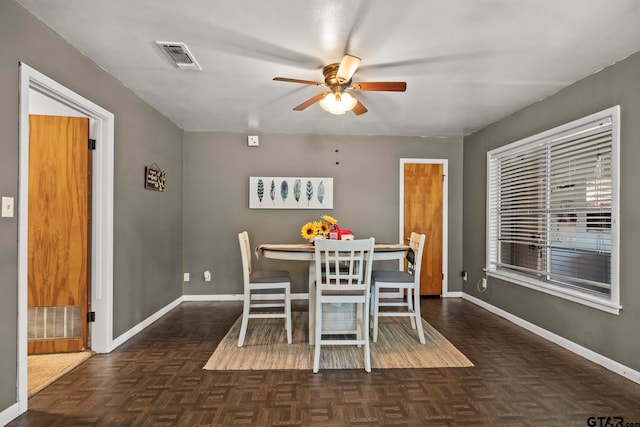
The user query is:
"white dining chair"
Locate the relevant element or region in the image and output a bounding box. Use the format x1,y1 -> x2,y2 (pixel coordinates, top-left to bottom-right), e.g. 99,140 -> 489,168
237,231 -> 292,347
313,237 -> 375,373
371,232 -> 426,344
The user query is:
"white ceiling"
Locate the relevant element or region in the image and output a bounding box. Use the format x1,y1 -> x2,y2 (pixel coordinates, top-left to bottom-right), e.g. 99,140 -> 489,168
16,0 -> 640,137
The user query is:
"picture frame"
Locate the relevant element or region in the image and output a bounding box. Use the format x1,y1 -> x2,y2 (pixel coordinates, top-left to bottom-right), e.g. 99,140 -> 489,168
145,164 -> 166,192
249,177 -> 333,209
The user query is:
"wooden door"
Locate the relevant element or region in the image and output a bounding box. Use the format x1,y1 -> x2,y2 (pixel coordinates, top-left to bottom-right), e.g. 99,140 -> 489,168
28,115 -> 91,354
403,163 -> 443,295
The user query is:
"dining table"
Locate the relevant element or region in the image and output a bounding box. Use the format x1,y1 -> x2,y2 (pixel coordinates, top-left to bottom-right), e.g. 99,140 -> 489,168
256,242 -> 409,344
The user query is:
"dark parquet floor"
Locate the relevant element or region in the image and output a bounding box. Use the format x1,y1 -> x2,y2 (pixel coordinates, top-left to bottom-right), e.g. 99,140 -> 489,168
9,298 -> 640,426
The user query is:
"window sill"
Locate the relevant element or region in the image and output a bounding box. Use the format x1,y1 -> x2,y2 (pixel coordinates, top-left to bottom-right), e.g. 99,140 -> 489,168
487,270 -> 621,315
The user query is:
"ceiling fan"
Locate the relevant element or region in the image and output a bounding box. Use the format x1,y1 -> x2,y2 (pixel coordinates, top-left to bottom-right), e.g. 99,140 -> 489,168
273,54 -> 406,115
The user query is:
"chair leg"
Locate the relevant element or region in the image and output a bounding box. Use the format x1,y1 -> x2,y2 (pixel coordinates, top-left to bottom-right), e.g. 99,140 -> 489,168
285,286 -> 292,344
413,290 -> 426,344
369,285 -> 376,331
355,302 -> 362,346
372,285 -> 380,342
363,300 -> 371,373
237,293 -> 251,347
313,298 -> 322,373
407,288 -> 417,329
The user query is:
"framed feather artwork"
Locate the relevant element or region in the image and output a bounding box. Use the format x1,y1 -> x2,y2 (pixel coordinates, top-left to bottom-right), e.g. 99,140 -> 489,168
249,177 -> 333,209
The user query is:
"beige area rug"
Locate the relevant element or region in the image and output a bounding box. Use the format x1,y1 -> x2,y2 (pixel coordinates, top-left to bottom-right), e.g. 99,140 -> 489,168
204,312 -> 473,370
28,351 -> 93,397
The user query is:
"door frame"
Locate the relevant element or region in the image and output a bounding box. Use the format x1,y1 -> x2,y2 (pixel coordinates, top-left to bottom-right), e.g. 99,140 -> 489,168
18,63 -> 114,410
399,158 -> 449,296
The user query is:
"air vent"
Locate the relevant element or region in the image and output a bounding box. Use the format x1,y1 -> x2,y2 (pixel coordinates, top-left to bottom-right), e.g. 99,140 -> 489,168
156,41 -> 202,71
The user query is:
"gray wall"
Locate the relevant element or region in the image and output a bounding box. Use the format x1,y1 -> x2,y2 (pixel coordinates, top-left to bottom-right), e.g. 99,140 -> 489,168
463,51 -> 640,371
0,0 -> 183,412
182,132 -> 464,296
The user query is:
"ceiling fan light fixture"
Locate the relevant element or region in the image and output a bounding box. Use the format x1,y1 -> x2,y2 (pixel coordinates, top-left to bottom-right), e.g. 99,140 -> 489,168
336,54 -> 361,83
319,92 -> 357,115
273,53 -> 404,115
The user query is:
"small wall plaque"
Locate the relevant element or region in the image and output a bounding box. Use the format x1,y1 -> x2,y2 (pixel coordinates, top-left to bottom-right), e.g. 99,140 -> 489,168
145,164 -> 166,192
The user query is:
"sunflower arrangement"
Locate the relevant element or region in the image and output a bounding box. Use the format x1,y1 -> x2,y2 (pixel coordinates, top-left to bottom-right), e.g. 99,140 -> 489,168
300,215 -> 338,242
322,215 -> 338,226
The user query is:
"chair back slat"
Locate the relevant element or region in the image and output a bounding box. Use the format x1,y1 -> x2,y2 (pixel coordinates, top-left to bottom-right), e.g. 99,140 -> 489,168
407,232 -> 425,278
315,238 -> 375,291
238,231 -> 254,280
405,247 -> 416,274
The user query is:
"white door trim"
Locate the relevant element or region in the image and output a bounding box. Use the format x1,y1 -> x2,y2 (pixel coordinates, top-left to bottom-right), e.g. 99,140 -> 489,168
18,63 -> 114,412
399,158 -> 449,296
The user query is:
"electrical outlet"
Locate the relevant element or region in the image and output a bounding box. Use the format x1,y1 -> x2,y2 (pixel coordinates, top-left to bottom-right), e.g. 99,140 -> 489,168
204,270 -> 211,282
480,277 -> 487,290
184,273 -> 190,282
462,271 -> 468,281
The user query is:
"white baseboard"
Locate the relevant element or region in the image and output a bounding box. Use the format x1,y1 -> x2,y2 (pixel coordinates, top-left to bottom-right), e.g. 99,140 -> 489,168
443,291 -> 462,298
182,294 -> 241,302
462,293 -> 640,385
182,293 -> 309,302
110,296 -> 183,351
0,402 -> 20,427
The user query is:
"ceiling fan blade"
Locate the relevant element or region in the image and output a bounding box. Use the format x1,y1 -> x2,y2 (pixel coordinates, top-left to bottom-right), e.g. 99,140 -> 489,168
351,81 -> 407,92
336,54 -> 361,83
293,92 -> 327,111
352,98 -> 368,115
358,52 -> 488,73
273,77 -> 323,86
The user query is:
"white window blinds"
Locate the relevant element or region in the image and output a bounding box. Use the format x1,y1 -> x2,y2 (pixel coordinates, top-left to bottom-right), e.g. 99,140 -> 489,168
487,107 -> 619,312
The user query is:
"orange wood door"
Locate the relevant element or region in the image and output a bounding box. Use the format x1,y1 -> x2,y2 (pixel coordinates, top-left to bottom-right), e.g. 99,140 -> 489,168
28,115 -> 91,354
404,163 -> 443,295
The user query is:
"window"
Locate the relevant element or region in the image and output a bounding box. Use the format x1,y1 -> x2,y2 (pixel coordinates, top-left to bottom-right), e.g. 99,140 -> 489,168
486,106 -> 620,314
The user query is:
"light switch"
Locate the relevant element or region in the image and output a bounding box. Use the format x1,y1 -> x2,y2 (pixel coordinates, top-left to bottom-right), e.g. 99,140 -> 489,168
248,135 -> 259,147
2,197 -> 14,218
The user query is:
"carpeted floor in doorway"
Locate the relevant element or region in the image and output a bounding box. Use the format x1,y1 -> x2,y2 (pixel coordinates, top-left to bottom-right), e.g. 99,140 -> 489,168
28,351 -> 93,397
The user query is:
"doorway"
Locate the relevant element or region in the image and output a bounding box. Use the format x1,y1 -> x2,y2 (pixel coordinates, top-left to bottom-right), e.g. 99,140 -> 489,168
18,63 -> 114,411
399,159 -> 448,296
